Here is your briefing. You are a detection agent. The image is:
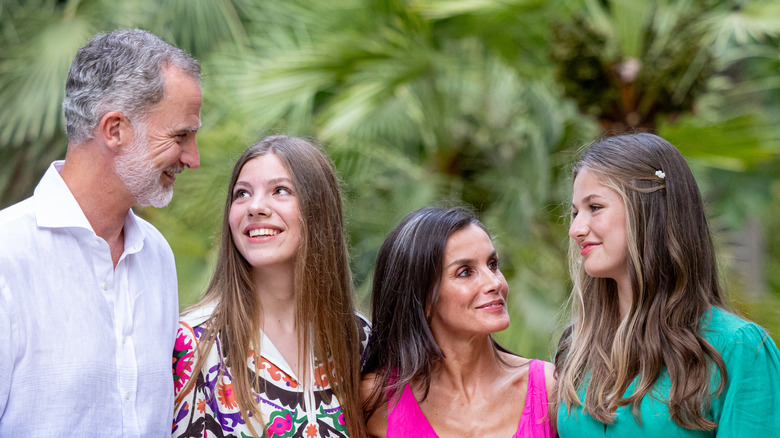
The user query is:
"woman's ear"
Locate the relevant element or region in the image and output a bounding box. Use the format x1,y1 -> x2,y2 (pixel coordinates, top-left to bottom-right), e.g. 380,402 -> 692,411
424,283 -> 440,321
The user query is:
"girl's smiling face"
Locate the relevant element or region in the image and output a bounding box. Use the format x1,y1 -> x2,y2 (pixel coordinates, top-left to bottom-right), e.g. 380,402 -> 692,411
569,167 -> 629,286
228,154 -> 301,271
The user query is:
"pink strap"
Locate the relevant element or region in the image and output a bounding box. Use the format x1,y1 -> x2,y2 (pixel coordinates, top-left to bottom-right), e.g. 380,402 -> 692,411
514,359 -> 555,438
387,381 -> 438,438
387,360 -> 554,438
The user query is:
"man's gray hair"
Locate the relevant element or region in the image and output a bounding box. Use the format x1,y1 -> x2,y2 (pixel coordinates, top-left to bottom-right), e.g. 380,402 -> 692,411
62,28 -> 200,144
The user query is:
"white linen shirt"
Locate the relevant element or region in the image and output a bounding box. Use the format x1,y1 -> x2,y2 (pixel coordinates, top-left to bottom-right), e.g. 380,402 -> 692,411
0,161 -> 179,437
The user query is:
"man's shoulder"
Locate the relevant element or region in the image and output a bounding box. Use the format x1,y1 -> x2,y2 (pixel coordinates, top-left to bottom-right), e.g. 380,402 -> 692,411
0,197 -> 35,228
0,197 -> 37,257
131,211 -> 164,237
130,210 -> 173,252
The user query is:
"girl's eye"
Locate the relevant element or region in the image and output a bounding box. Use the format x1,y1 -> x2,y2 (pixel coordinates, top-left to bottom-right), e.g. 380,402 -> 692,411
571,210 -> 578,219
275,187 -> 292,195
232,189 -> 250,200
590,204 -> 602,212
488,259 -> 499,271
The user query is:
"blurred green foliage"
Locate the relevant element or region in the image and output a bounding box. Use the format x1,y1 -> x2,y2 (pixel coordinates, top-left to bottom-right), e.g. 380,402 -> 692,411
2,0 -> 780,360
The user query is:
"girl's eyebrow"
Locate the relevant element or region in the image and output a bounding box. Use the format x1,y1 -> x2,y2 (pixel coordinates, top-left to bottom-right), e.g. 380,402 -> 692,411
572,193 -> 603,207
267,177 -> 293,185
234,177 -> 293,188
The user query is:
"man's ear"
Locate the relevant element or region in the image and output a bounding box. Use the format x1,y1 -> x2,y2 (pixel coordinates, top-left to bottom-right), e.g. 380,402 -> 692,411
98,111 -> 132,153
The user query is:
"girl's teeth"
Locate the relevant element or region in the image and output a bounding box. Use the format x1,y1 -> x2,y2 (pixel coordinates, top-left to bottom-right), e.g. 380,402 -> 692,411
249,229 -> 278,237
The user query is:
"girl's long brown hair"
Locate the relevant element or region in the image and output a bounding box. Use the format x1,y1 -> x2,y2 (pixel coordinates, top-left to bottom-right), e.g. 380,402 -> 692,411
555,133 -> 728,430
176,135 -> 365,437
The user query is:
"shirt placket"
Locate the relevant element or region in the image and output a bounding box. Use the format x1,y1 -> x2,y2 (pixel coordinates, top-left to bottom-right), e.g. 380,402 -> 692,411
92,236 -> 140,436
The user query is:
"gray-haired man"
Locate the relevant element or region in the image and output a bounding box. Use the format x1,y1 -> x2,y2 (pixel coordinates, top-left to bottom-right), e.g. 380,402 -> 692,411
0,29 -> 201,436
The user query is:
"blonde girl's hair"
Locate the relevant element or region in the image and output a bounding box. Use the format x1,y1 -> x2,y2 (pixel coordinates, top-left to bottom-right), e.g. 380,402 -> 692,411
554,133 -> 728,430
176,135 -> 366,438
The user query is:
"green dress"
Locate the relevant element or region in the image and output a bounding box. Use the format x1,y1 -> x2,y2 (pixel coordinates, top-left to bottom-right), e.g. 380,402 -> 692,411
557,307 -> 780,437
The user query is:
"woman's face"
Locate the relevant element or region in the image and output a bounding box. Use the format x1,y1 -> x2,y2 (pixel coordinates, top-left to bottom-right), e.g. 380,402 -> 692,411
228,154 -> 302,271
569,167 -> 629,286
429,224 -> 510,340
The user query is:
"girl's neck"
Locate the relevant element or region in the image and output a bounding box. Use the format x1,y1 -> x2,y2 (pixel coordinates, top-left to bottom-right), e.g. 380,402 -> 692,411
252,264 -> 297,327
252,264 -> 305,379
615,275 -> 633,320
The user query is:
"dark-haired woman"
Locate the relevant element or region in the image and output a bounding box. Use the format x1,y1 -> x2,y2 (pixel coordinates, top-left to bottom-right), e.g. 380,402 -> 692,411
361,206 -> 556,438
556,133 -> 780,437
171,136 -> 369,438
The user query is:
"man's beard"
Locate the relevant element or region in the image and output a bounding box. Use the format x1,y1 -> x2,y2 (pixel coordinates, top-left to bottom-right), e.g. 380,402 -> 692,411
115,124 -> 180,208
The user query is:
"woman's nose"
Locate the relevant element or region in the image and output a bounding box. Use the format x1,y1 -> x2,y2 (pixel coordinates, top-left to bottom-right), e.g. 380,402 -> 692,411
483,269 -> 504,294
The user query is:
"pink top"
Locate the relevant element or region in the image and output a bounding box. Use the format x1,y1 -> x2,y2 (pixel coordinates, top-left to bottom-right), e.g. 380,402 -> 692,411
387,359 -> 555,438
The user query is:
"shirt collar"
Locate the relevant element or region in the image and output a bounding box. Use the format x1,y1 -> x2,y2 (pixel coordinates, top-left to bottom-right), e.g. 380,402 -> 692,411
34,161 -> 92,230
122,209 -> 145,255
34,160 -> 146,253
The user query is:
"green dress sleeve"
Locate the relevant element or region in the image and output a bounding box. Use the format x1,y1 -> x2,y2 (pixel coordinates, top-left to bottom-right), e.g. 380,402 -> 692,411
709,318 -> 780,436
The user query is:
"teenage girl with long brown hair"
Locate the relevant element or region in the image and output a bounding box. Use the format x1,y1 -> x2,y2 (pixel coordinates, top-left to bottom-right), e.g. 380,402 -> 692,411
172,135 -> 368,438
556,133 -> 780,436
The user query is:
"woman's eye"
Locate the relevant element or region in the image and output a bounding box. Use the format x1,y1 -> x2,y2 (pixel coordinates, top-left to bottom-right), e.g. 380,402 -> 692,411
590,204 -> 602,212
457,268 -> 471,278
488,259 -> 499,271
275,187 -> 292,195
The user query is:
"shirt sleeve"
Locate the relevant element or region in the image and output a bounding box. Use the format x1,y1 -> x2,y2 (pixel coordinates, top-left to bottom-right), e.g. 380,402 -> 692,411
358,313 -> 371,352
172,321 -> 202,437
712,322 -> 780,436
0,276 -> 11,418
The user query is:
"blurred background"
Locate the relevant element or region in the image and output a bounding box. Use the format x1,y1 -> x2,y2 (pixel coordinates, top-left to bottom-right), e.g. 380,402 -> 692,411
2,0 -> 780,360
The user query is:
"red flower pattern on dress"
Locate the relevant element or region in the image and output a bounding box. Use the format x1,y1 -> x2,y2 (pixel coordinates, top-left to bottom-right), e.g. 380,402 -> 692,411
259,357 -> 299,388
266,412 -> 293,436
217,382 -> 237,409
313,364 -> 329,388
172,329 -> 195,393
172,314 -> 370,438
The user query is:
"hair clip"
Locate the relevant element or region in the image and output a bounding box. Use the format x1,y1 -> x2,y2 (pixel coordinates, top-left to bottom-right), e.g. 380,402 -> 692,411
655,170 -> 666,179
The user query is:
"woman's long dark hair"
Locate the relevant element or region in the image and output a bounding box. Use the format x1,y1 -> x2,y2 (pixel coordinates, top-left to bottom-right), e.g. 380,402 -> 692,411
362,206 -> 508,420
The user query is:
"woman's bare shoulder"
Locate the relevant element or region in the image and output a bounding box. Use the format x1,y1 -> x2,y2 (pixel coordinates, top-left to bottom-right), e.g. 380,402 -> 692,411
360,372 -> 388,438
360,372 -> 381,401
536,359 -> 556,398
499,352 -> 532,371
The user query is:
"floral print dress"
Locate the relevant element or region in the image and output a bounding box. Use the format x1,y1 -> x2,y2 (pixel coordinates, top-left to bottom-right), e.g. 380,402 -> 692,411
172,304 -> 370,438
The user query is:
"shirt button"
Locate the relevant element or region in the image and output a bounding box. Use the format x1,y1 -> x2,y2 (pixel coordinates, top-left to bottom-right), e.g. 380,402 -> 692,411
125,392 -> 130,400
102,282 -> 108,291
122,337 -> 128,345
93,240 -> 100,246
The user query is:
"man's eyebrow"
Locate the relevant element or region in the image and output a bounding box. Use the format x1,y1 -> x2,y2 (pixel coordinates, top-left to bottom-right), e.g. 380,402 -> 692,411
171,124 -> 201,136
